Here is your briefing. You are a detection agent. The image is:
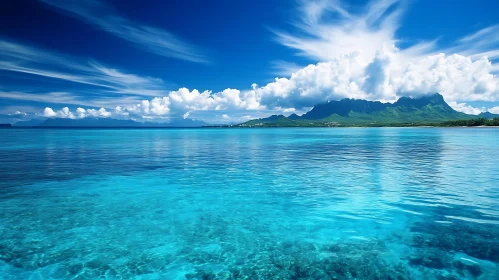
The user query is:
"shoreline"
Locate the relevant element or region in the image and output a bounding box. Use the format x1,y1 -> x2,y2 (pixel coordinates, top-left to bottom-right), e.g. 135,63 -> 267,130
4,125 -> 499,129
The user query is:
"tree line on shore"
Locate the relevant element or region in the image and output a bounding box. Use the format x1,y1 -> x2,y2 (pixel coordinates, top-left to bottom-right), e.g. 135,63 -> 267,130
441,118 -> 499,127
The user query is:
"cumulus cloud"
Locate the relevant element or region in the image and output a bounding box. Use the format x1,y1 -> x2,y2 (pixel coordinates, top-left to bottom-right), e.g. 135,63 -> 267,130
393,54 -> 498,101
258,54 -> 366,109
113,87 -> 263,120
448,102 -> 486,115
488,106 -> 499,114
43,107 -> 75,118
75,107 -> 112,118
44,107 -> 112,119
43,107 -> 56,118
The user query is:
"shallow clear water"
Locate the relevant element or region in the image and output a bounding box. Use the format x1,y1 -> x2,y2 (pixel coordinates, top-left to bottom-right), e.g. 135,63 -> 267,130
0,128 -> 498,279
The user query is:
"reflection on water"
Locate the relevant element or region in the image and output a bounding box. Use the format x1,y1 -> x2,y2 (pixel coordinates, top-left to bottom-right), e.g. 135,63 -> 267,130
0,128 -> 498,279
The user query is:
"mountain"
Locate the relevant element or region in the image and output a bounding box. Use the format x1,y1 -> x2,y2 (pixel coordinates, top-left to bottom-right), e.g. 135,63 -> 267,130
162,118 -> 208,127
39,118 -> 139,127
288,113 -> 301,120
240,93 -> 475,127
244,115 -> 298,126
301,99 -> 388,120
13,118 -> 47,126
27,117 -> 208,127
478,112 -> 499,119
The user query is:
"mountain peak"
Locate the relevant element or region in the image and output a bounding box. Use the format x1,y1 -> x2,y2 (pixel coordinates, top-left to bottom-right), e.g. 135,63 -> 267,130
426,93 -> 445,103
394,93 -> 448,108
478,111 -> 499,119
302,98 -> 387,119
396,93 -> 443,100
288,113 -> 300,120
262,115 -> 286,121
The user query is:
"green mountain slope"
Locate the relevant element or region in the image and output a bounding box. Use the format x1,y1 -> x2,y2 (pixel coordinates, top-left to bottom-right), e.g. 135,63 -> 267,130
241,115 -> 298,127
239,93 -> 475,127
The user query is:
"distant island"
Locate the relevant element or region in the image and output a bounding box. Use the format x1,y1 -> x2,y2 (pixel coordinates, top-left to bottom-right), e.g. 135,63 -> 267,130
11,117 -> 208,128
234,93 -> 499,127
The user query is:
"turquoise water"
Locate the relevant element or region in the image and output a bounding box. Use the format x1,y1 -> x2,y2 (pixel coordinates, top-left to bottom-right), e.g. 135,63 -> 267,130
0,128 -> 498,279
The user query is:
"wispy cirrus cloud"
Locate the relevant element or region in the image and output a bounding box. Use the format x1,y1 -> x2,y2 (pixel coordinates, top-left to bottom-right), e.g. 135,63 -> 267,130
39,0 -> 209,63
0,91 -> 150,110
0,91 -> 142,108
0,39 -> 169,97
272,0 -> 404,63
445,25 -> 499,60
273,0 -> 499,65
270,60 -> 304,76
0,91 -> 81,105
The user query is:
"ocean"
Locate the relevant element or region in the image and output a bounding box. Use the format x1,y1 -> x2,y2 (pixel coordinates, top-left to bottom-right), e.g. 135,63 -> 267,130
0,128 -> 498,279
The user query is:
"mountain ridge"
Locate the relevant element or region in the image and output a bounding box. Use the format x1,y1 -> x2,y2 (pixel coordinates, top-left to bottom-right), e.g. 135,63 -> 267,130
240,93 -> 496,127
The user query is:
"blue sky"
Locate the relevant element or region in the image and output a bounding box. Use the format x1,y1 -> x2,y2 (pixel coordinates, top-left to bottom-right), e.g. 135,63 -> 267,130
1,0 -> 499,123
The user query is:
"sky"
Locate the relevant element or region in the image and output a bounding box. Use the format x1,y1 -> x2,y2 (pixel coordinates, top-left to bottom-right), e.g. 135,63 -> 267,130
1,0 -> 499,124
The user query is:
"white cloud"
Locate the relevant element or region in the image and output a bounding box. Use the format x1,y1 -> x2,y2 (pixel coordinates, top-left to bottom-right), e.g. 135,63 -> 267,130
76,107 -> 86,118
392,54 -> 498,102
40,0 -> 208,63
488,106 -> 499,114
117,87 -> 262,120
75,107 -> 112,118
272,0 -> 402,64
124,97 -> 171,116
43,107 -> 56,118
44,107 -> 75,118
257,54 -> 367,109
448,102 -> 485,115
44,107 -> 113,119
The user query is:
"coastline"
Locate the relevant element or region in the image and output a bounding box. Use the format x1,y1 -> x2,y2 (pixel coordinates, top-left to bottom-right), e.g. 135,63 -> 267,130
4,125 -> 499,129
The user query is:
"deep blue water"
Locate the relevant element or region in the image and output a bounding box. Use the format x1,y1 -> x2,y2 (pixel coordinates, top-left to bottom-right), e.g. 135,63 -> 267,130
0,128 -> 498,279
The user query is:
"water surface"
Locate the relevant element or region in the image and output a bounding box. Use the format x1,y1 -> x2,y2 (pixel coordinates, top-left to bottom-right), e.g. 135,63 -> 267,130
0,128 -> 498,279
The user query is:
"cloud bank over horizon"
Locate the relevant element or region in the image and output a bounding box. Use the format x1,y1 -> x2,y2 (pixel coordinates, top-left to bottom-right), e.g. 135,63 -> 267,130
2,0 -> 499,123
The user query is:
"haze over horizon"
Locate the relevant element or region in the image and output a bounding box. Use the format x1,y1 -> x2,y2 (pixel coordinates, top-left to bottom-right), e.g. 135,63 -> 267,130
1,0 -> 499,124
